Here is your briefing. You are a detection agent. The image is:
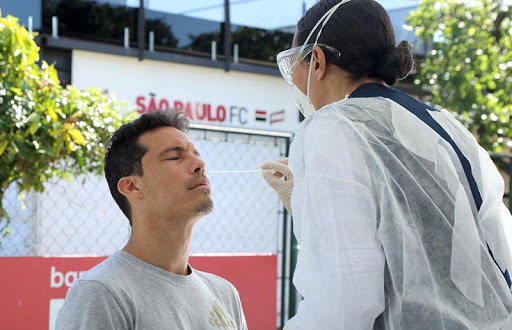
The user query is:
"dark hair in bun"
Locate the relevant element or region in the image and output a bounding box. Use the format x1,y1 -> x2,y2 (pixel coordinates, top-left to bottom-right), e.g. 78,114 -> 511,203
297,0 -> 414,85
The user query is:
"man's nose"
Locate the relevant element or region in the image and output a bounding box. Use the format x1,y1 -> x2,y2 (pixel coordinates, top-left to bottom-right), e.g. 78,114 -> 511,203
192,156 -> 206,174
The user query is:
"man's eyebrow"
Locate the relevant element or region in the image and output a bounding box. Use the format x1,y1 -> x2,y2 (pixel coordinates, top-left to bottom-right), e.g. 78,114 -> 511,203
158,146 -> 185,156
158,146 -> 201,157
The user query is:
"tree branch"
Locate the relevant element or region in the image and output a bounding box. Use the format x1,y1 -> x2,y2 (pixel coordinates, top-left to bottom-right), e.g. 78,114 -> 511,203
493,6 -> 510,43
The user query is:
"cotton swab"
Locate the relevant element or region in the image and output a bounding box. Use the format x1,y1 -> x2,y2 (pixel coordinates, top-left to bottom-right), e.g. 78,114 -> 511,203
205,169 -> 275,174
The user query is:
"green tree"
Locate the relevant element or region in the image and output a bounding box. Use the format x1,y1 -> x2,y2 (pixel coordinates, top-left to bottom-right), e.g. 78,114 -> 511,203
408,0 -> 512,151
0,15 -> 135,236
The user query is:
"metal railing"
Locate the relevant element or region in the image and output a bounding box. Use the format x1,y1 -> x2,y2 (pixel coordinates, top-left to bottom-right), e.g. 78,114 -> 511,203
40,0 -> 293,68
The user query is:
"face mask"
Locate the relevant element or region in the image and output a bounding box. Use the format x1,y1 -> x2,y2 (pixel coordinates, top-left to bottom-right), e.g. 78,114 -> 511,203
294,0 -> 353,119
294,84 -> 316,118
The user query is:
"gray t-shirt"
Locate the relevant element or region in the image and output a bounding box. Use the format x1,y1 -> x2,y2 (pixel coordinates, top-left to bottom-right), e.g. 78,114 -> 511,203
56,250 -> 247,329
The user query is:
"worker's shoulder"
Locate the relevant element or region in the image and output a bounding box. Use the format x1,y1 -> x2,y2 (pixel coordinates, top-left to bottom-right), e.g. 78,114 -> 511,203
302,99 -> 366,131
314,96 -> 390,120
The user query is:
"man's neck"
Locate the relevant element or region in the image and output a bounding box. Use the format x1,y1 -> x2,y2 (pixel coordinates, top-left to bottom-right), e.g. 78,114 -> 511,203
122,216 -> 196,275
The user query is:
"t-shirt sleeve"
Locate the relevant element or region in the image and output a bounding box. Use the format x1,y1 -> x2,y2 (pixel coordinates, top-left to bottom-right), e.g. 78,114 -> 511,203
55,280 -> 129,330
233,287 -> 248,330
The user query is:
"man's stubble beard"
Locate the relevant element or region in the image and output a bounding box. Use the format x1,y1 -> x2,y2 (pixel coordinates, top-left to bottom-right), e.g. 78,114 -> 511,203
195,193 -> 214,215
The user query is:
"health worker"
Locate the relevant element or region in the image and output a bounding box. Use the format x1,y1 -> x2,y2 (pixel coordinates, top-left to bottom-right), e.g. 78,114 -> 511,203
259,0 -> 512,329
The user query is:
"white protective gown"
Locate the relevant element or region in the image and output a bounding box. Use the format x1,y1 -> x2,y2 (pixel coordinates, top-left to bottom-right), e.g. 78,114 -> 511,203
285,83 -> 512,330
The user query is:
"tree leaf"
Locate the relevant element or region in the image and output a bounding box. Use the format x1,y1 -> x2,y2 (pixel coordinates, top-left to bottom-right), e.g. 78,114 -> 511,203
0,140 -> 8,156
67,129 -> 86,145
28,121 -> 41,135
408,0 -> 512,151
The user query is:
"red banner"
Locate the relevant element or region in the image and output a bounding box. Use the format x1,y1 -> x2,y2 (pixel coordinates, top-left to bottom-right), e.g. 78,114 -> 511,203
0,254 -> 277,330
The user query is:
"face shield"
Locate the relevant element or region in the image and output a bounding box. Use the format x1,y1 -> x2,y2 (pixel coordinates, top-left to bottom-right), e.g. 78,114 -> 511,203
277,44 -> 340,85
276,0 -> 353,118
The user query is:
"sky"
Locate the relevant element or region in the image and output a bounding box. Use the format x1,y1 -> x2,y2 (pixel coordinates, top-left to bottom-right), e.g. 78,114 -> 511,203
126,0 -> 420,30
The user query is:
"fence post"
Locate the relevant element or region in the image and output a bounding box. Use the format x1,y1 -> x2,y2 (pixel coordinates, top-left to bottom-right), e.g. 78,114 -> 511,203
233,44 -> 239,63
288,227 -> 299,319
149,31 -> 155,52
283,136 -> 300,322
29,192 -> 39,255
223,0 -> 231,72
51,16 -> 58,38
211,41 -> 217,61
124,27 -> 130,48
137,0 -> 145,61
280,201 -> 289,328
28,16 -> 33,35
509,157 -> 512,211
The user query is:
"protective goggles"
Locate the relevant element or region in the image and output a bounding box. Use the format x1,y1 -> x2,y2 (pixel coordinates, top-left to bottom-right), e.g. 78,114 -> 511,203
276,43 -> 341,84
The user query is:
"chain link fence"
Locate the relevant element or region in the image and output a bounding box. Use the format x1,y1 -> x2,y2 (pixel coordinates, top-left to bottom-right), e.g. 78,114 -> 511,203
0,125 -> 292,256
0,125 -> 294,328
3,125 -> 510,329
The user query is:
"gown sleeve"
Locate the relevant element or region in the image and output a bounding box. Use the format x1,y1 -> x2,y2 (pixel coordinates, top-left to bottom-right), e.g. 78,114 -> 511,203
286,111 -> 385,329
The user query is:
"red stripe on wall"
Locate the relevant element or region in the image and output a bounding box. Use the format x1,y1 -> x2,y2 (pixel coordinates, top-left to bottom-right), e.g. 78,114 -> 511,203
0,254 -> 277,330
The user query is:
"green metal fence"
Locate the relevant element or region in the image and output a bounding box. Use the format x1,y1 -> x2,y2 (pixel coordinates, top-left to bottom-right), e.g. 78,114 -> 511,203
490,153 -> 512,211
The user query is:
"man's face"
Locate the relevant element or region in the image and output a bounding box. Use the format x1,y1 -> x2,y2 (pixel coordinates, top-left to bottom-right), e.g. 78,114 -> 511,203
136,126 -> 213,222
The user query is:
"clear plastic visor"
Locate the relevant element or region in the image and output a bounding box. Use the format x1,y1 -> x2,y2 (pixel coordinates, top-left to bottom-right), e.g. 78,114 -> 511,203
276,44 -> 340,84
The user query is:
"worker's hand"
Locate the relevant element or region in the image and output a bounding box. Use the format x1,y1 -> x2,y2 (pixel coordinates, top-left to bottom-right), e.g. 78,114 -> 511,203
258,158 -> 293,215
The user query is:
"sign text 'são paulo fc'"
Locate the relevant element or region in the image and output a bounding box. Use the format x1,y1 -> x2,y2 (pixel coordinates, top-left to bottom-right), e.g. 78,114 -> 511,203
136,94 -> 286,126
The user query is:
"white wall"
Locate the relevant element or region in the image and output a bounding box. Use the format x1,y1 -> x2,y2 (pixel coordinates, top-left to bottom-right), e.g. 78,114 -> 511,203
71,50 -> 299,133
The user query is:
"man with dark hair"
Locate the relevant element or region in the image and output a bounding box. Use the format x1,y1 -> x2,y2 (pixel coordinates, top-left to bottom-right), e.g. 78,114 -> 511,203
56,110 -> 247,329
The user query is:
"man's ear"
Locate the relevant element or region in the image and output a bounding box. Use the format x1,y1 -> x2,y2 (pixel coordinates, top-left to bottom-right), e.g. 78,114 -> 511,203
312,46 -> 327,81
117,176 -> 144,201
